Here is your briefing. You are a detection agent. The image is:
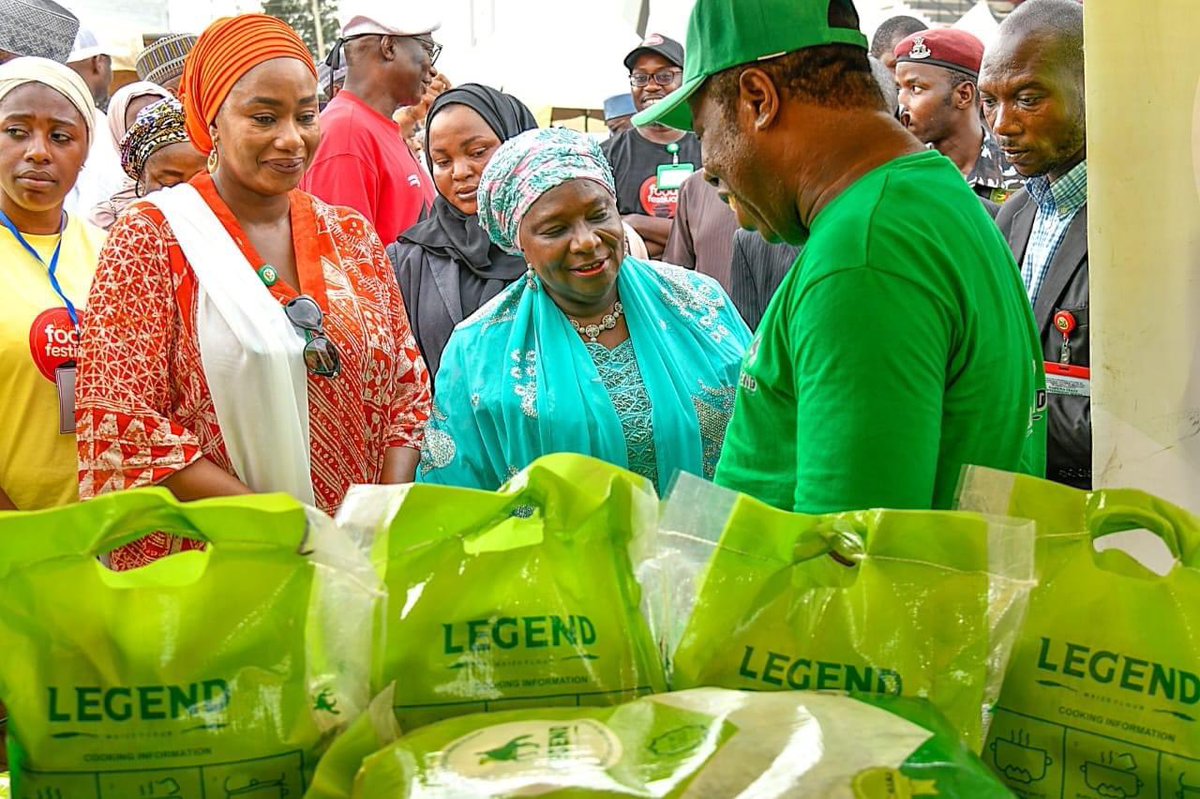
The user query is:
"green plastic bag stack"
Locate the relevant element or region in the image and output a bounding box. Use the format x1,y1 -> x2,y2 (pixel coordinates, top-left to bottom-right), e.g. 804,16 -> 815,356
335,454 -> 667,731
0,488 -> 378,797
651,474 -> 1036,752
345,688 -> 1015,798
958,467 -> 1200,798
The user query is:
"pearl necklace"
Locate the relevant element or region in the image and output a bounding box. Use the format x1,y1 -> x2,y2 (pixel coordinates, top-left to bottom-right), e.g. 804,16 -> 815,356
568,300 -> 624,343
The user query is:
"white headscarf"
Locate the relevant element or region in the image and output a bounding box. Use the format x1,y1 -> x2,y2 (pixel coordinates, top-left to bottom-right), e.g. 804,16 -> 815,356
106,81 -> 171,153
0,56 -> 96,144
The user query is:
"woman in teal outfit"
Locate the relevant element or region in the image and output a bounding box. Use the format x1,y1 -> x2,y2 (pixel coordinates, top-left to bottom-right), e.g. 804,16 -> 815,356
417,127 -> 750,492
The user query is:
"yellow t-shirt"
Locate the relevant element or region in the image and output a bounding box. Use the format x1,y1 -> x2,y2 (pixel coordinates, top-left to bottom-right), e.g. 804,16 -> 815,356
0,215 -> 104,510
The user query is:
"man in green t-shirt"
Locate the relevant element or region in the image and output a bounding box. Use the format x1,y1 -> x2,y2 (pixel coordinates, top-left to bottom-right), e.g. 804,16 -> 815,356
633,0 -> 1046,513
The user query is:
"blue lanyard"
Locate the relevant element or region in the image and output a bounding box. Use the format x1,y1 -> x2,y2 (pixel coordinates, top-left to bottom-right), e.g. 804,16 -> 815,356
0,208 -> 77,327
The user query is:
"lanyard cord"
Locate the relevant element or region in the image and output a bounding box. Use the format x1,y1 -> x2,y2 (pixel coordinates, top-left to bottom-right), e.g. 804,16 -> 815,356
0,208 -> 77,327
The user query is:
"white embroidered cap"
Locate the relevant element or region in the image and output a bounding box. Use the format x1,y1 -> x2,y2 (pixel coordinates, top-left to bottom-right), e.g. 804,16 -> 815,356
340,6 -> 441,39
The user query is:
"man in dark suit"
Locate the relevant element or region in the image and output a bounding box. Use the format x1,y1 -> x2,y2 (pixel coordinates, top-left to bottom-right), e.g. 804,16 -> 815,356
981,0 -> 1089,488
728,230 -> 801,331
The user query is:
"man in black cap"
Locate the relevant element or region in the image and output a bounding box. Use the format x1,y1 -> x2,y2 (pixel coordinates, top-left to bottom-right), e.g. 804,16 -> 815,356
601,34 -> 702,258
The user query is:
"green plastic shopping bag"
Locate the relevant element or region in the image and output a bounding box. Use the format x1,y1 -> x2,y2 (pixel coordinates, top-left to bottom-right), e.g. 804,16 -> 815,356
657,474 -> 1035,751
0,488 -> 378,797
335,453 -> 667,732
307,686 -> 404,799
345,688 -> 1015,798
958,467 -> 1200,799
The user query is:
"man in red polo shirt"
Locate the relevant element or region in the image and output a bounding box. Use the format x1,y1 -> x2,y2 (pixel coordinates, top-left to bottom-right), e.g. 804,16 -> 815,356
302,11 -> 439,245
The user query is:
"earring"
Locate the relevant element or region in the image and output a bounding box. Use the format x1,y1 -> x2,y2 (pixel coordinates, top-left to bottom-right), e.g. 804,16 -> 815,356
524,268 -> 538,291
207,148 -> 219,174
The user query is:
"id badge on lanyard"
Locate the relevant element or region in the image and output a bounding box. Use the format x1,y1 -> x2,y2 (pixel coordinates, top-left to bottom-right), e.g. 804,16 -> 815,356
656,141 -> 695,190
0,210 -> 79,433
1046,310 -> 1089,398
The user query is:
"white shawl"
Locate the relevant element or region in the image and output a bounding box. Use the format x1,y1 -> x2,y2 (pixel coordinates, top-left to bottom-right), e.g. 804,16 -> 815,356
147,183 -> 316,504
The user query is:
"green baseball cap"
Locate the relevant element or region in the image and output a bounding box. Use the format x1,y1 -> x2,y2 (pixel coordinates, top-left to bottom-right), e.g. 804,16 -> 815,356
633,0 -> 869,131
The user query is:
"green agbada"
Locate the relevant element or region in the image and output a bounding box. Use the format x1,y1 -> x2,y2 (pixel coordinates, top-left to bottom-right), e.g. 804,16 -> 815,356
337,454 -> 667,730
347,689 -> 1014,797
666,478 -> 1035,751
0,488 -> 374,796
959,467 -> 1200,798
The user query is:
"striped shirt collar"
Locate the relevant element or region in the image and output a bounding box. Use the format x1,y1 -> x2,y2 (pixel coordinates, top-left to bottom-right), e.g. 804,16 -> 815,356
1025,158 -> 1088,218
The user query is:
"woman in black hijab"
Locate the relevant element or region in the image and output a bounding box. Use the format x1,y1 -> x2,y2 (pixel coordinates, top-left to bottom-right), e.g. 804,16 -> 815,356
388,84 -> 538,379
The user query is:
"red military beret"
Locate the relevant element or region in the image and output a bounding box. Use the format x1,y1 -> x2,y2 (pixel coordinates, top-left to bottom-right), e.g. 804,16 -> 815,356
893,28 -> 985,77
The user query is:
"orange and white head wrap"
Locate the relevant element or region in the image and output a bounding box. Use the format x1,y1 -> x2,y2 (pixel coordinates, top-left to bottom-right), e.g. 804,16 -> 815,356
180,14 -> 316,155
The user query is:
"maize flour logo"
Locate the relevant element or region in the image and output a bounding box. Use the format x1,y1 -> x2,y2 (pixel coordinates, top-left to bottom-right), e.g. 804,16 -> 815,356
441,719 -> 623,789
28,307 -> 79,382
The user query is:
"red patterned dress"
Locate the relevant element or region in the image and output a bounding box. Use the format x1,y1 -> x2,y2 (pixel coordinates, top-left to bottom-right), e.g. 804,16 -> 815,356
77,173 -> 430,569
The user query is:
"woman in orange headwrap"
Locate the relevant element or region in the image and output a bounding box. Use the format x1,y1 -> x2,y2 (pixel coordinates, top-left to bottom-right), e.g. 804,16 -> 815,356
76,14 -> 431,569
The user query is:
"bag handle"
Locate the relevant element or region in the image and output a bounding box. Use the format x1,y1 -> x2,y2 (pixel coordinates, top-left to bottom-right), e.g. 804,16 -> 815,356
460,454 -> 649,547
1087,505 -> 1182,561
793,518 -> 867,568
378,455 -> 655,557
90,495 -> 308,556
0,489 -> 308,570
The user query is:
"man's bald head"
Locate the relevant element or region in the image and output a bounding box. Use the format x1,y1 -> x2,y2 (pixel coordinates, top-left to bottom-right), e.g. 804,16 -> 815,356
989,0 -> 1084,89
979,0 -> 1086,179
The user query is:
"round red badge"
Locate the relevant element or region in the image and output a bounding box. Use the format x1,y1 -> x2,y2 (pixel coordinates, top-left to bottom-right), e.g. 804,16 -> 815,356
639,175 -> 680,218
28,307 -> 80,382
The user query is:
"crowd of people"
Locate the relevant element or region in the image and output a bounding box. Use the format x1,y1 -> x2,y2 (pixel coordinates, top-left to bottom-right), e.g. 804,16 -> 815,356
0,0 -> 1090,526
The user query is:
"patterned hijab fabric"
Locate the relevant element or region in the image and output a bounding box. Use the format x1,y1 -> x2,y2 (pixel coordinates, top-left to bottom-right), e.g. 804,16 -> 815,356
135,33 -> 197,86
476,127 -> 616,255
181,15 -> 316,156
107,81 -> 173,151
0,0 -> 78,63
120,97 -> 188,181
0,57 -> 95,143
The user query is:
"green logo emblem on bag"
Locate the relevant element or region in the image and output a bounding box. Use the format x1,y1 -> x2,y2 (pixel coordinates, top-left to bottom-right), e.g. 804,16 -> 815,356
442,720 -> 623,781
479,734 -> 538,764
313,688 -> 340,715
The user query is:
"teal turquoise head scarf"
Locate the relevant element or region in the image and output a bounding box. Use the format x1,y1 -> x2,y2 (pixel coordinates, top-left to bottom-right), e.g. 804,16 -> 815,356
476,127 -> 616,255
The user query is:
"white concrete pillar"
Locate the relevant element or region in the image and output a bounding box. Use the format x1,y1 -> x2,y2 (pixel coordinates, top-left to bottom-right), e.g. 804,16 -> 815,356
1087,0 -> 1200,513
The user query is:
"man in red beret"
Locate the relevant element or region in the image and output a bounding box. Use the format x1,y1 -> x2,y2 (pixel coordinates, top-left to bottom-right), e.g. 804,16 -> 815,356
895,28 -> 1023,204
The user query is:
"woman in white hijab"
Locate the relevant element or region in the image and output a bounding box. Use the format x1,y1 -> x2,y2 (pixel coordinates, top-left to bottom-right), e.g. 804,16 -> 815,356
88,80 -> 171,229
0,56 -> 104,511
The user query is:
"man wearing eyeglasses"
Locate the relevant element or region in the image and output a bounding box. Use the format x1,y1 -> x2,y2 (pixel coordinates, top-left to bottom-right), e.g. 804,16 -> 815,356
301,11 -> 441,246
601,34 -> 702,259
